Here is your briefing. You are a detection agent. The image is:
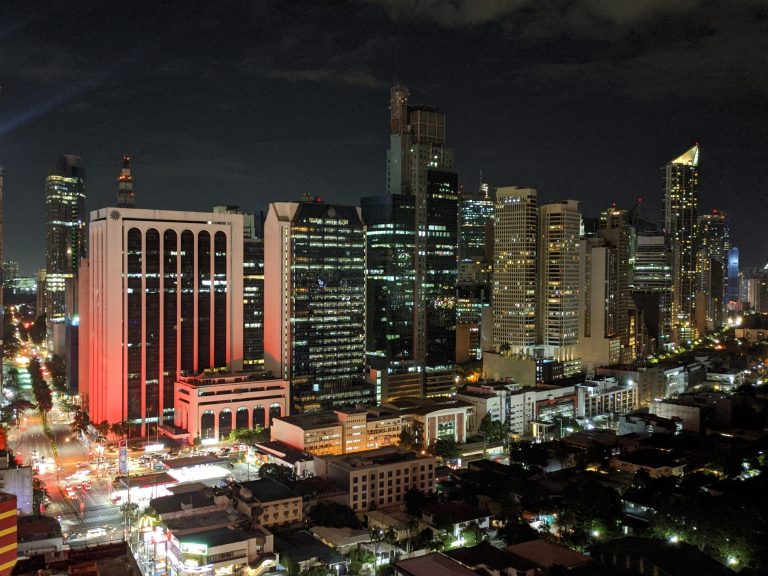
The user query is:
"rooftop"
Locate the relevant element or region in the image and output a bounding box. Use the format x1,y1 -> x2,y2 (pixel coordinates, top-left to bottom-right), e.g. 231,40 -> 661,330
592,537 -> 733,576
394,552 -> 479,576
177,525 -> 267,549
236,478 -> 300,503
162,454 -> 222,469
274,530 -> 343,565
507,538 -> 591,569
150,490 -> 214,515
320,446 -> 430,470
445,542 -> 539,573
274,412 -> 341,431
614,449 -> 682,469
178,370 -> 284,387
254,440 -> 314,464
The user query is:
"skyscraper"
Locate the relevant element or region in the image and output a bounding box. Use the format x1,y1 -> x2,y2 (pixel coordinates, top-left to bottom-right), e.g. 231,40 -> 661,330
727,247 -> 740,307
493,187 -> 537,353
633,235 -> 673,349
366,84 -> 458,399
696,210 -> 729,332
598,207 -> 636,362
264,199 -> 370,413
458,179 -> 494,284
45,155 -> 86,324
116,155 -> 135,208
80,208 -> 244,436
663,144 -> 699,344
214,206 -> 264,369
537,200 -> 581,360
577,237 -> 621,368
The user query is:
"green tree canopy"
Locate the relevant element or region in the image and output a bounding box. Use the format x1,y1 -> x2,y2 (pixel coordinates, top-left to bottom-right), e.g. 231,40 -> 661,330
258,463 -> 296,486
431,438 -> 461,461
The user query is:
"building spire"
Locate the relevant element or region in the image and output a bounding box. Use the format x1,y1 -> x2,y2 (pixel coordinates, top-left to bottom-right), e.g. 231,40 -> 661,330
116,154 -> 135,208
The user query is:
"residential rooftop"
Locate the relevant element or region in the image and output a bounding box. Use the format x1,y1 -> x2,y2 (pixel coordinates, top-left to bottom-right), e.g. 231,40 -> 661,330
150,491 -> 214,516
318,446 -> 431,470
445,542 -> 539,573
394,552 -> 479,576
236,478 -> 300,503
176,525 -> 269,548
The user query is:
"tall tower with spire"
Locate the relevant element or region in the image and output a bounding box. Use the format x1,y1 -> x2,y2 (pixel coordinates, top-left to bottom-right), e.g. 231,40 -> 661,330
116,155 -> 135,208
664,144 -> 699,344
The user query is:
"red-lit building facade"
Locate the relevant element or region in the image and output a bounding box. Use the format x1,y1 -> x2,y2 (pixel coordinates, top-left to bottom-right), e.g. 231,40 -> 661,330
79,208 -> 245,437
0,492 -> 17,576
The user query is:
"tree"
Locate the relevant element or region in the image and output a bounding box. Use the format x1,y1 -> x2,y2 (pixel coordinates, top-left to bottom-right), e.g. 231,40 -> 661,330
258,463 -> 296,486
32,376 -> 53,422
29,314 -> 47,345
431,438 -> 461,462
70,408 -> 90,436
46,355 -> 68,395
404,488 -> 427,517
559,476 -> 622,545
460,522 -> 483,546
1,399 -> 35,428
498,521 -> 538,545
110,420 -> 130,438
120,502 -> 139,524
478,414 -> 507,442
281,554 -> 300,576
398,429 -> 416,450
94,420 -> 111,440
33,475 -> 48,512
227,426 -> 268,445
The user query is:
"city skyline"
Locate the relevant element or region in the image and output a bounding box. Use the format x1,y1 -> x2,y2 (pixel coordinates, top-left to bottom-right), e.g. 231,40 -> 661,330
1,0 -> 767,274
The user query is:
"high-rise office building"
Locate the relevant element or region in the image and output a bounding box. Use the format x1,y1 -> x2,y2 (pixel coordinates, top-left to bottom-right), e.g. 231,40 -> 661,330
493,187 -> 537,353
458,179 -> 494,284
0,168 -> 4,308
727,247 -> 740,308
696,210 -> 729,332
663,144 -> 699,343
577,237 -> 621,369
80,208 -> 244,436
214,206 -> 264,369
366,84 -> 458,399
598,207 -> 636,362
264,199 -> 370,413
633,235 -> 673,349
45,155 -> 86,324
537,200 -> 581,360
116,155 -> 135,208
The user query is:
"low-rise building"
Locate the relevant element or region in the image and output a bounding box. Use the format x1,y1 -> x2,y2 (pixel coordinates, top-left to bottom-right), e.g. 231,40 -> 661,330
610,449 -> 685,478
172,371 -> 289,443
167,526 -> 274,576
650,393 -> 734,433
314,447 -> 436,512
394,552 -> 479,576
456,381 -> 519,435
270,406 -> 401,457
421,502 -> 492,539
0,455 -> 33,514
17,515 -> 62,558
618,411 -> 680,436
506,539 -> 591,571
576,377 -> 638,419
381,397 -> 473,448
231,479 -> 302,528
250,441 -> 316,477
0,493 -> 16,576
445,542 -> 538,576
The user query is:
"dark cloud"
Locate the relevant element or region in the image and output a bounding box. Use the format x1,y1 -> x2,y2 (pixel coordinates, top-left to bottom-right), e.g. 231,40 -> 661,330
0,0 -> 766,273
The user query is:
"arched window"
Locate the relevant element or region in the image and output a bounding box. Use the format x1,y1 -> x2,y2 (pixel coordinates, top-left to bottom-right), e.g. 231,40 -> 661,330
200,411 -> 215,440
218,408 -> 233,439
236,407 -> 249,430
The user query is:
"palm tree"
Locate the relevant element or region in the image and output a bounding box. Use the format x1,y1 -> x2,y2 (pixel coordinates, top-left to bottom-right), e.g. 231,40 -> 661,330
370,528 -> 383,575
110,420 -> 130,439
94,420 -> 111,440
70,408 -> 89,436
405,516 -> 419,554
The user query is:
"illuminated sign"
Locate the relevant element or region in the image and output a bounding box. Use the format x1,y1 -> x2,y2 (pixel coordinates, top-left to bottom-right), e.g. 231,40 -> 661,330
181,542 -> 207,555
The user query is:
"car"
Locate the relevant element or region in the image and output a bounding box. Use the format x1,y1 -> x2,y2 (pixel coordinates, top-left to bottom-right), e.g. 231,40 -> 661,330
86,527 -> 107,539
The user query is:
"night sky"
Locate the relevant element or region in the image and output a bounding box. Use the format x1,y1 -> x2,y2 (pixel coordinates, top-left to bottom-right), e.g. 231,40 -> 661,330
1,0 -> 767,274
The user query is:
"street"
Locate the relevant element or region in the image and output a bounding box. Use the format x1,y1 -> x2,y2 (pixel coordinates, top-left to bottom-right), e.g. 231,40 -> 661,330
8,405 -> 124,546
